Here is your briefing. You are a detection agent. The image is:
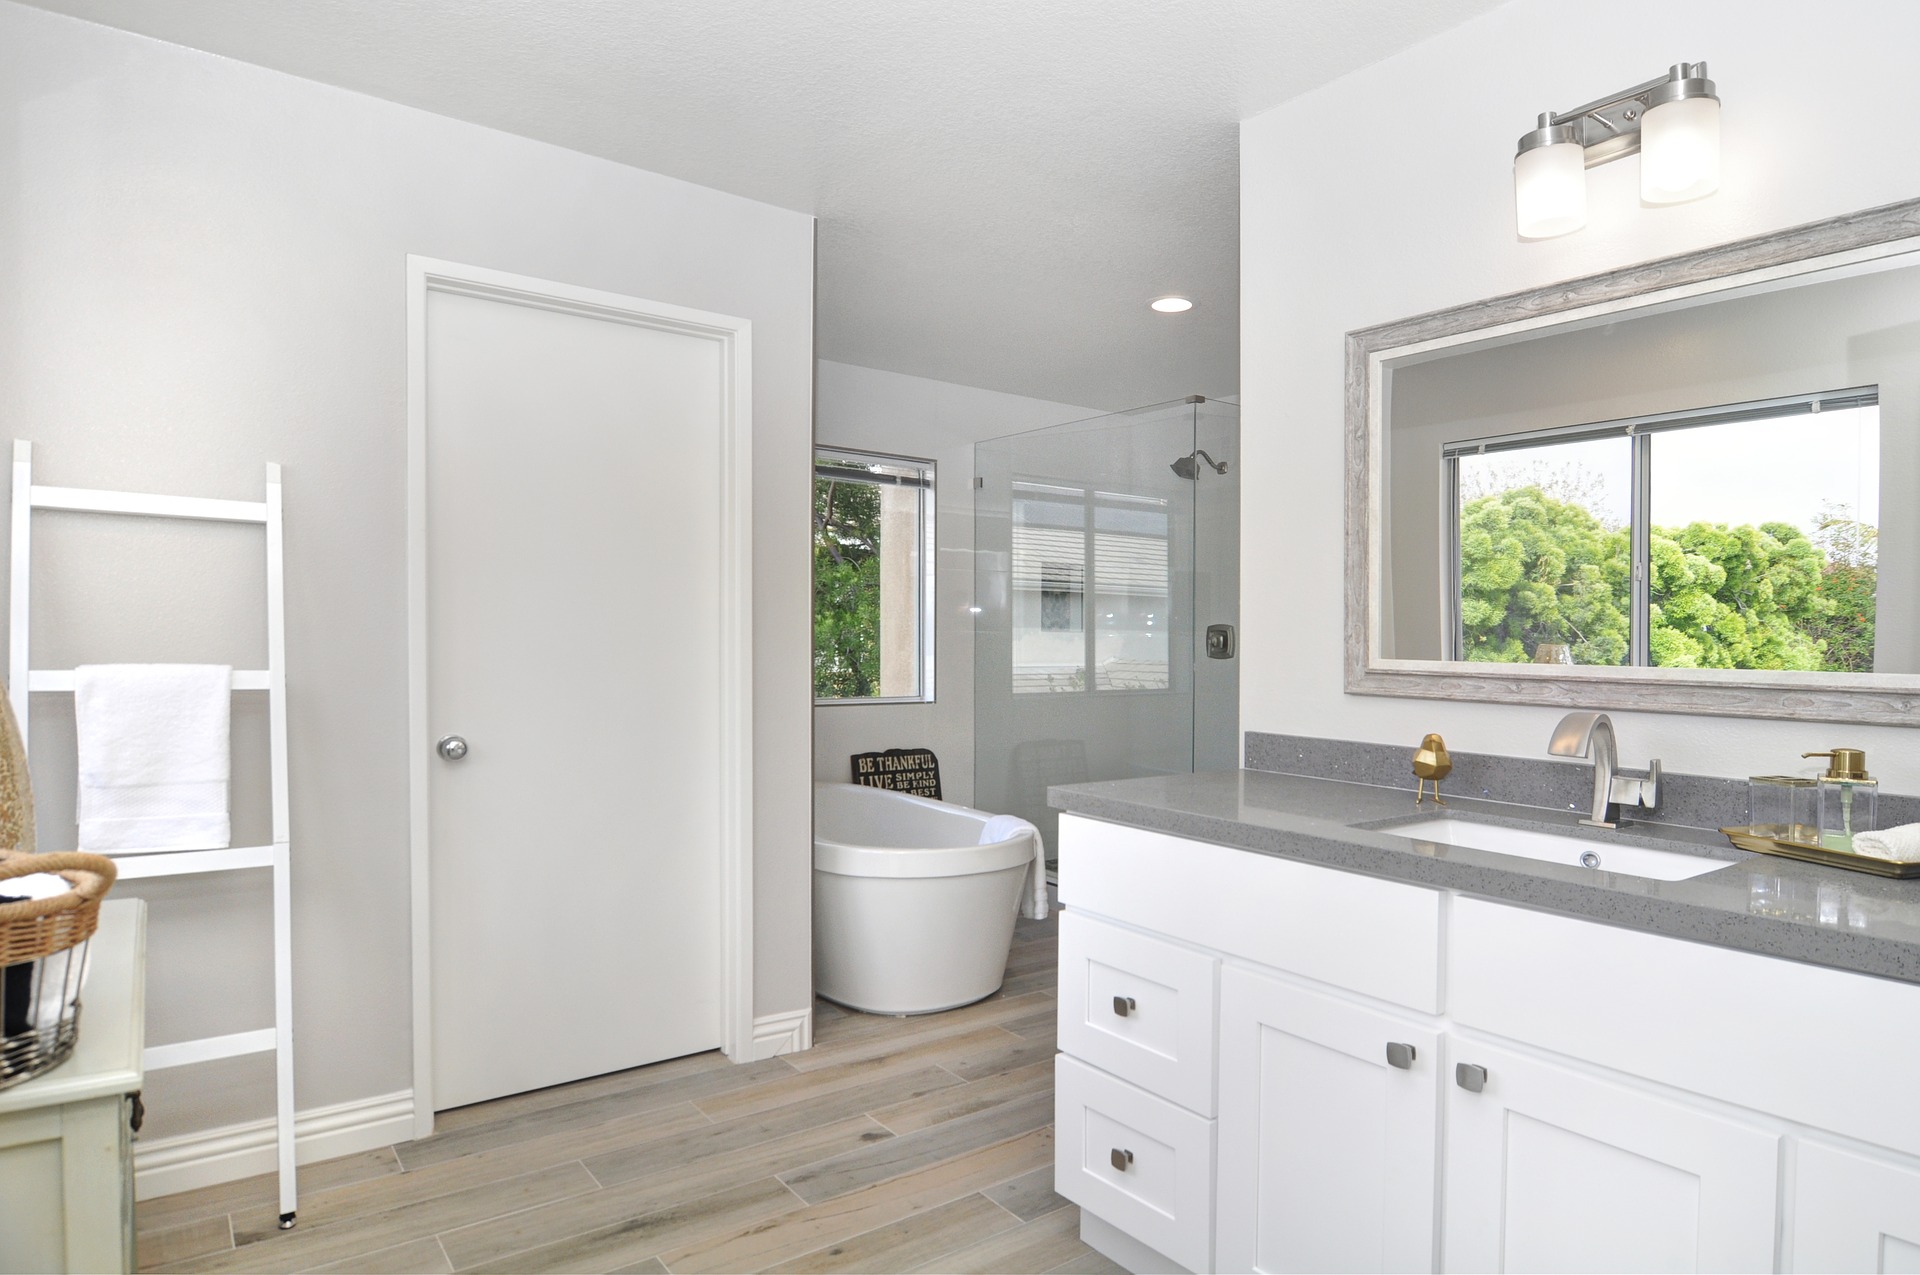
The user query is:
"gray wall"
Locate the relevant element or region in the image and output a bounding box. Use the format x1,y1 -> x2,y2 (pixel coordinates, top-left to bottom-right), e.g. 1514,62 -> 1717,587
0,3 -> 816,1140
1386,264 -> 1920,670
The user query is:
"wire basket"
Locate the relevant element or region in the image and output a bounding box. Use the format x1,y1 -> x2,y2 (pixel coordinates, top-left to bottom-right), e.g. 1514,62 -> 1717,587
0,850 -> 118,1089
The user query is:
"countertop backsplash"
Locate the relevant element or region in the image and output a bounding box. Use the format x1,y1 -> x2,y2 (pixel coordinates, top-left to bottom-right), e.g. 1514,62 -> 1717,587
1244,731 -> 1920,833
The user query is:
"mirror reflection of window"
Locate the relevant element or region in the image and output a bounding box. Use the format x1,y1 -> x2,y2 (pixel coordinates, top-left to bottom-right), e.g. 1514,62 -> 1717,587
1648,404 -> 1878,672
1453,435 -> 1632,666
1012,482 -> 1171,693
1445,392 -> 1880,674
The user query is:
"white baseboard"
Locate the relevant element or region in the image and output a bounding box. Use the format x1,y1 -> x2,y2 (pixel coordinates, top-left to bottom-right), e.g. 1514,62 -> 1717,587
749,1007 -> 813,1059
133,1089 -> 414,1202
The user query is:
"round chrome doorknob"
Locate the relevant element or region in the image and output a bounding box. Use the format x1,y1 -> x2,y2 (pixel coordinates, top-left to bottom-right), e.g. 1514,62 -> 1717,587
437,735 -> 469,761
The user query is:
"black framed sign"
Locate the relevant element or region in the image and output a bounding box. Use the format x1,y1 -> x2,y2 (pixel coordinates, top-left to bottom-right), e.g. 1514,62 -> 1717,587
850,748 -> 942,800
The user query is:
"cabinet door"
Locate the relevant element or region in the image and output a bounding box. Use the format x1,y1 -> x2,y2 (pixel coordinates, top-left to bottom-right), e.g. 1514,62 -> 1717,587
1791,1140 -> 1920,1273
1444,1040 -> 1779,1273
1216,966 -> 1440,1273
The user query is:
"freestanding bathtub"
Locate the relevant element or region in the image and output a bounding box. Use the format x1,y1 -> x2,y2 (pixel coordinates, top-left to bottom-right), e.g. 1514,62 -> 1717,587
813,782 -> 1036,1015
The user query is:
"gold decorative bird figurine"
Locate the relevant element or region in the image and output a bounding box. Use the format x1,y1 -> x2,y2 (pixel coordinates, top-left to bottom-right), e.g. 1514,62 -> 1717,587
1413,733 -> 1451,805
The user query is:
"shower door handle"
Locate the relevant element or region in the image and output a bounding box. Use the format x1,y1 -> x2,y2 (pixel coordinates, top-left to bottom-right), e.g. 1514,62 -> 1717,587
1206,624 -> 1236,659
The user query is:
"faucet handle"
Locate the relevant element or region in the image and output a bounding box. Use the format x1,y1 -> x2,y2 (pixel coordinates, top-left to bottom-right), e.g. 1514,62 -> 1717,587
1641,758 -> 1661,808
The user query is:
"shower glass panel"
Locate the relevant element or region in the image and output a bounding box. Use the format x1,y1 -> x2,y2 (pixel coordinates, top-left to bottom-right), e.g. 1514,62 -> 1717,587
974,397 -> 1239,861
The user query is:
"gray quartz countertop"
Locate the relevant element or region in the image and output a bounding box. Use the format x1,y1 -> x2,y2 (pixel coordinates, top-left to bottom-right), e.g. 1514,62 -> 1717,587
1049,769 -> 1920,986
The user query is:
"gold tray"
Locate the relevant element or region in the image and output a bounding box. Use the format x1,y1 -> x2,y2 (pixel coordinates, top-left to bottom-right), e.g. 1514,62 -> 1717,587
1719,826 -> 1920,879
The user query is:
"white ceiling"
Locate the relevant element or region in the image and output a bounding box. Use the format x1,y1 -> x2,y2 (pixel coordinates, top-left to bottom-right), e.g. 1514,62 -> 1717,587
21,0 -> 1504,410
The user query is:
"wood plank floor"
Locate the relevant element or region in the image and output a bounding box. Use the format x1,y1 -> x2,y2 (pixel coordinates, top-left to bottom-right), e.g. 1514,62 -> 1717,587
138,908 -> 1120,1274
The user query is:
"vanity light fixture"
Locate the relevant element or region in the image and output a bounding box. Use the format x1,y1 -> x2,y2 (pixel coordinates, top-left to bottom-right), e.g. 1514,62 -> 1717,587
1515,61 -> 1720,239
1150,296 -> 1194,313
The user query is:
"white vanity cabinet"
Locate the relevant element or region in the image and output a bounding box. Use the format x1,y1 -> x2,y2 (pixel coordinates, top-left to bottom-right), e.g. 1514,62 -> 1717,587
1442,1038 -> 1779,1272
1055,812 -> 1920,1275
1215,967 -> 1440,1273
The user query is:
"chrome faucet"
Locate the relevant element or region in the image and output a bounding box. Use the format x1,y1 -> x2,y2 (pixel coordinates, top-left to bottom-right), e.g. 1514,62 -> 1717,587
1548,711 -> 1661,829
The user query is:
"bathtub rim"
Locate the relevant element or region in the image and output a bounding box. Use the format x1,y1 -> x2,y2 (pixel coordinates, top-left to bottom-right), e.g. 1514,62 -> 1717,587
814,835 -> 1035,879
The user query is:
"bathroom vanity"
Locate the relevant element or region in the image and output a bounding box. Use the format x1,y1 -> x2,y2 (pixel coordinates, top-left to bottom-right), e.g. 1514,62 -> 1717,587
1049,768 -> 1920,1274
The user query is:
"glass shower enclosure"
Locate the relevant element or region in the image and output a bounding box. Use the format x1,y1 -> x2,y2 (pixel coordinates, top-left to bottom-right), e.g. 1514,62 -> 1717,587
973,396 -> 1240,862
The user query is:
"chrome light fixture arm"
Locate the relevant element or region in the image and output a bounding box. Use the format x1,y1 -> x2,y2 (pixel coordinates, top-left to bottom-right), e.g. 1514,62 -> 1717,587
1518,64 -> 1716,168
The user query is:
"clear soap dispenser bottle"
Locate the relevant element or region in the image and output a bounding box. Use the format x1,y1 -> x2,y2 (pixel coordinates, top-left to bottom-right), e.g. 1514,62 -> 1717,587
1805,749 -> 1878,853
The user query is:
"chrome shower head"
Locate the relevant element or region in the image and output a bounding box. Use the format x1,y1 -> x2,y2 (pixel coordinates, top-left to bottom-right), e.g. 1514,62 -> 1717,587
1171,450 -> 1228,479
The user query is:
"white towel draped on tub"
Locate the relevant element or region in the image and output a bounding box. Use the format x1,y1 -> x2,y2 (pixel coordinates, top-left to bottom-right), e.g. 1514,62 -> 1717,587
74,664 -> 233,852
980,812 -> 1048,921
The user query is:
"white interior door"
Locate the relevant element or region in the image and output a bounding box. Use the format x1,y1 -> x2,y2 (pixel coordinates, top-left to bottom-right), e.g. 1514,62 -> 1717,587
424,282 -> 726,1111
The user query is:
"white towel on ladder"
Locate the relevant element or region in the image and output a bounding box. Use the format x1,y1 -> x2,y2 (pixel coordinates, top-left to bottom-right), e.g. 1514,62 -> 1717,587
981,813 -> 1049,920
74,664 -> 233,852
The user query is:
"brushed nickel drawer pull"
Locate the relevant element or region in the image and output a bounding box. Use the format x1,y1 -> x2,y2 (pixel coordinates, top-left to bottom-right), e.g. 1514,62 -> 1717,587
1456,1062 -> 1488,1093
1113,996 -> 1137,1017
1110,1147 -> 1134,1171
1386,1041 -> 1416,1070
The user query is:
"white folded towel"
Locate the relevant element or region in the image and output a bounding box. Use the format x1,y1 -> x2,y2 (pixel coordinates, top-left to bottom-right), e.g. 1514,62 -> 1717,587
74,664 -> 232,852
1851,822 -> 1920,863
0,871 -> 91,1031
981,813 -> 1049,920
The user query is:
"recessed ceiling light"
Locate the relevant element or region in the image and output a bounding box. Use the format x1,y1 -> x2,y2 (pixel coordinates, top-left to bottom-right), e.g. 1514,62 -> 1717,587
1151,296 -> 1193,313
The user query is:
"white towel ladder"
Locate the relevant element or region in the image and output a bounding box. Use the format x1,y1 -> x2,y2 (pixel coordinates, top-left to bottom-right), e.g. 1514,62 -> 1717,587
7,440 -> 299,1228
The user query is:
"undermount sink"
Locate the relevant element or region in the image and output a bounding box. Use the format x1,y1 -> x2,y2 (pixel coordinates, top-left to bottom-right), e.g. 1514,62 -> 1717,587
1387,817 -> 1729,881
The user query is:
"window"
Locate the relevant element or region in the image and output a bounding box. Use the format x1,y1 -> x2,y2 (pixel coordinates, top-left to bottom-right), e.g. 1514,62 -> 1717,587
1447,389 -> 1879,672
1011,481 -> 1172,693
813,448 -> 934,702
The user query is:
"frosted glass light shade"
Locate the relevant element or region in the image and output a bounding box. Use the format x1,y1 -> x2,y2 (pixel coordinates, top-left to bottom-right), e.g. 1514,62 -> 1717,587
1515,142 -> 1587,238
1641,95 -> 1720,204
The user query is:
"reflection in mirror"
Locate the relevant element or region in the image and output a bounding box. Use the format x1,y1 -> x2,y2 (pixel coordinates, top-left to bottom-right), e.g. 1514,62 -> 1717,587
1383,255 -> 1914,678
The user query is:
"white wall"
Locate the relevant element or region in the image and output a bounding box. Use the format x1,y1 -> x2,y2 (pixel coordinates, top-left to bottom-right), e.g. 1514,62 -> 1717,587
1242,0 -> 1920,792
811,361 -> 1095,806
0,1 -> 815,1145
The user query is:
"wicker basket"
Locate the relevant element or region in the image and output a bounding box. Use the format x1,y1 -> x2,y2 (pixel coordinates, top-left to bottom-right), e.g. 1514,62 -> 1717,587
0,850 -> 118,1088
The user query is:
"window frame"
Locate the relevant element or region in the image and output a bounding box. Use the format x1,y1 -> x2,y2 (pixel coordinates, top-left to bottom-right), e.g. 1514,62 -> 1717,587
1442,385 -> 1879,666
812,445 -> 937,706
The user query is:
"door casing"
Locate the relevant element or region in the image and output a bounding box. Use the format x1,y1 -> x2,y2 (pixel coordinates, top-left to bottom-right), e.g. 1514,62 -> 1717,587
404,255 -> 754,1138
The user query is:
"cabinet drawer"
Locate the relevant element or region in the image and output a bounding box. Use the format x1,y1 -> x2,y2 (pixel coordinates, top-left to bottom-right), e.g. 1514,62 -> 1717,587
1451,897 -> 1920,1159
1059,911 -> 1218,1115
1059,814 -> 1443,1012
1055,1054 -> 1215,1273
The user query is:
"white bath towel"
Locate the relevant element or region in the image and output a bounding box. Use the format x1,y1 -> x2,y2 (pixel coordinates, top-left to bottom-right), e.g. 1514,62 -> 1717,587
981,813 -> 1048,921
1851,822 -> 1920,863
74,664 -> 232,852
0,871 -> 91,1031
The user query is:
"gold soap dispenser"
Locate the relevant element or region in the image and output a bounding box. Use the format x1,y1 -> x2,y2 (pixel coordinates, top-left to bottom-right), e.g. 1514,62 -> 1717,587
1804,749 -> 1878,853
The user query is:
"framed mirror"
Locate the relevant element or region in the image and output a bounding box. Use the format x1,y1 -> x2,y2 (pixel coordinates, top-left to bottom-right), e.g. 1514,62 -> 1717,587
1346,198 -> 1920,724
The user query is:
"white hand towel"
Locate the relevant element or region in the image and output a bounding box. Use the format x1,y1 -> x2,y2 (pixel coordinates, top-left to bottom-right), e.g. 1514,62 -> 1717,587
1851,822 -> 1920,863
981,813 -> 1049,920
74,664 -> 232,852
0,871 -> 91,1031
